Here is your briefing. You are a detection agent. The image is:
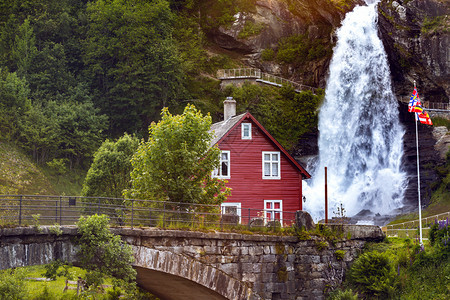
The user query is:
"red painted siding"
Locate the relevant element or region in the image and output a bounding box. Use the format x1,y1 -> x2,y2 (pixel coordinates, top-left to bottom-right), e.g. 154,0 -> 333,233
218,116 -> 303,220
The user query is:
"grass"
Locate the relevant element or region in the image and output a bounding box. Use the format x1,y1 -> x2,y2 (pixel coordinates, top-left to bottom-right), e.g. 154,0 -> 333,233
0,141 -> 85,196
1,264 -> 159,299
340,237 -> 450,299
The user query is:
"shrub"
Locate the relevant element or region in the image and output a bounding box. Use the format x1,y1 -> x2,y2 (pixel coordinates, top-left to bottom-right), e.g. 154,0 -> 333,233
347,251 -> 397,298
0,268 -> 27,299
261,48 -> 274,61
328,288 -> 358,300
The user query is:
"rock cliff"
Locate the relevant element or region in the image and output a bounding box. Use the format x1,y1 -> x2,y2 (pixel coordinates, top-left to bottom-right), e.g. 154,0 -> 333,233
207,0 -> 364,87
204,0 -> 448,210
378,0 -> 449,103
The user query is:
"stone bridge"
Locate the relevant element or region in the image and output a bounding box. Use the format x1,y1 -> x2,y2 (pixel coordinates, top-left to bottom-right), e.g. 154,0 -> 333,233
0,225 -> 384,300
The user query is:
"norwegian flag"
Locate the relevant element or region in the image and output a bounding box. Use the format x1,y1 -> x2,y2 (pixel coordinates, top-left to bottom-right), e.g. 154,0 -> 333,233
408,87 -> 422,112
416,111 -> 433,126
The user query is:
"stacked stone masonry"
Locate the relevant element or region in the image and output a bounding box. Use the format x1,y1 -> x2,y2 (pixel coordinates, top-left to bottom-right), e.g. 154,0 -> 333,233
0,225 -> 383,299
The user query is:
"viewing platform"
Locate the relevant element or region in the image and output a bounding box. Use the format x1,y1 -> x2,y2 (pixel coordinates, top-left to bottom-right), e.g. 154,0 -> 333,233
217,68 -> 319,94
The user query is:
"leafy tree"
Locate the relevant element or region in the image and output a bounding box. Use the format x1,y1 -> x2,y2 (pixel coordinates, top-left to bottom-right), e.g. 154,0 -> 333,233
76,214 -> 136,288
18,100 -> 107,166
84,0 -> 186,136
127,104 -> 230,205
0,69 -> 31,140
83,133 -> 140,198
11,18 -> 38,78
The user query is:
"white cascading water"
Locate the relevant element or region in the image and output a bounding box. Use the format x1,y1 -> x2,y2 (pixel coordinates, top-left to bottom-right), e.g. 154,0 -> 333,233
303,0 -> 407,223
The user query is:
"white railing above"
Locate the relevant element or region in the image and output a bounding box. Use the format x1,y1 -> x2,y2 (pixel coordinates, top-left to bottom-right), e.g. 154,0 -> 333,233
218,68 -> 318,94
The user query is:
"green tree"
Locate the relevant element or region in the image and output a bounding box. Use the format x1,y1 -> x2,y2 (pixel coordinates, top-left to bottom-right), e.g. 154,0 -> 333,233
83,133 -> 140,198
84,0 -> 186,136
0,69 -> 31,140
11,18 -> 38,77
127,104 -> 230,205
76,214 -> 136,288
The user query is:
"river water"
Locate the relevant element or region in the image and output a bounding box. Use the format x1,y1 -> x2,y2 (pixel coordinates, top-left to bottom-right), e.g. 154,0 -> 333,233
303,0 -> 407,223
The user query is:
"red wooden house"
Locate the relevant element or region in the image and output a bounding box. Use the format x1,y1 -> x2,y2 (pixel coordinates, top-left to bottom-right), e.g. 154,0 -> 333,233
210,97 -> 311,224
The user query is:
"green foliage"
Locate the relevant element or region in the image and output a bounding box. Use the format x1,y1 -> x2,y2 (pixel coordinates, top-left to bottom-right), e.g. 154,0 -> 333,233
315,240 -> 329,251
429,219 -> 450,257
421,16 -> 446,34
276,34 -> 331,65
127,104 -> 230,205
431,117 -> 450,129
347,251 -> 397,299
43,260 -> 64,281
261,48 -> 274,61
229,83 -> 321,151
334,250 -> 346,261
238,21 -> 265,39
327,288 -> 358,300
18,99 -> 107,166
76,214 -> 136,286
49,224 -> 63,236
0,69 -> 31,140
0,268 -> 27,299
83,133 -> 139,199
32,214 -> 42,232
84,0 -> 186,135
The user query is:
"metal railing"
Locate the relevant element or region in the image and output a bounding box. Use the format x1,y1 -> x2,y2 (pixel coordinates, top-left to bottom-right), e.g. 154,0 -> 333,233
398,96 -> 449,111
217,68 -> 261,79
386,211 -> 450,238
0,195 -> 296,230
217,68 -> 318,94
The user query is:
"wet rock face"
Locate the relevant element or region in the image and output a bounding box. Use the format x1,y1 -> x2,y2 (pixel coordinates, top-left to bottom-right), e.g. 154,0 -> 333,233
208,0 -> 363,86
399,102 -> 443,208
378,0 -> 450,103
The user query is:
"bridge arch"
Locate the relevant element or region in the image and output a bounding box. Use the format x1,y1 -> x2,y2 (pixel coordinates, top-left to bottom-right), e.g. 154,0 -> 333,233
133,246 -> 258,300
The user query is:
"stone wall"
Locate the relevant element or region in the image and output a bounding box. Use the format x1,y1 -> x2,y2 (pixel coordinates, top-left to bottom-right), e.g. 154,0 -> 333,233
0,225 -> 384,299
117,225 -> 383,299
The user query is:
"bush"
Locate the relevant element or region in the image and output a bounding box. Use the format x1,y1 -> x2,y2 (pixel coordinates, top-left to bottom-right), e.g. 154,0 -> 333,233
328,288 -> 358,300
261,48 -> 274,61
0,268 -> 27,299
347,251 -> 397,298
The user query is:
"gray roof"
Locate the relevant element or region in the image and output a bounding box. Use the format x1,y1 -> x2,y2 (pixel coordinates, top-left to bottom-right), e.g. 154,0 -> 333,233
209,113 -> 246,146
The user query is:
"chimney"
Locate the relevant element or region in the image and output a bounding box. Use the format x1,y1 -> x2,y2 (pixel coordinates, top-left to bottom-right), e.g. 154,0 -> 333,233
223,97 -> 236,120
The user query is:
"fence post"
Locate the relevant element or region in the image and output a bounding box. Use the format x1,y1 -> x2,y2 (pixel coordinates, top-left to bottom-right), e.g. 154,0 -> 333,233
19,195 -> 22,226
97,198 -> 101,215
55,198 -> 58,224
59,196 -> 62,225
131,199 -> 134,228
163,202 -> 166,228
247,208 -> 251,229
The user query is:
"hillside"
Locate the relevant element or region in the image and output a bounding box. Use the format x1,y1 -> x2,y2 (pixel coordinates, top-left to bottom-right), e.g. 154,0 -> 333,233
0,0 -> 448,211
0,142 -> 83,195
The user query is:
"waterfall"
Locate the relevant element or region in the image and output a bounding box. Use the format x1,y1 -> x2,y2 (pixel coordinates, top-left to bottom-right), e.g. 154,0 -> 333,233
303,0 -> 407,223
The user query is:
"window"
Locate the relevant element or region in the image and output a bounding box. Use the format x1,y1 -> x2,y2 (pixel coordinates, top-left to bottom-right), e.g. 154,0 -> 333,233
213,151 -> 230,179
221,202 -> 241,215
264,200 -> 282,222
262,151 -> 280,179
221,202 -> 242,224
241,123 -> 252,139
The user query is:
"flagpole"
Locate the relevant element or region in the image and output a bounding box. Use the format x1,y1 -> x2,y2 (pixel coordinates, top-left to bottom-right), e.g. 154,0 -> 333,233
414,80 -> 423,245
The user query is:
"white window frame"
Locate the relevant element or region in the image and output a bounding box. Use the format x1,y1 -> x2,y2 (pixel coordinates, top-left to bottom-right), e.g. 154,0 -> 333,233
221,202 -> 242,223
213,150 -> 230,179
264,200 -> 283,223
262,151 -> 281,179
241,123 -> 252,140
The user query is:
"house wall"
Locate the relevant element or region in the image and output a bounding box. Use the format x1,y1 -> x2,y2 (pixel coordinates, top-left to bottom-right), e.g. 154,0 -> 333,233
218,116 -> 303,222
